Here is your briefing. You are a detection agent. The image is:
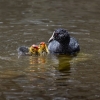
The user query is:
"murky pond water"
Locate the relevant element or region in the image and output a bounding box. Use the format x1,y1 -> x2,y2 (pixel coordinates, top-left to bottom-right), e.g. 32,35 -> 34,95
0,0 -> 100,100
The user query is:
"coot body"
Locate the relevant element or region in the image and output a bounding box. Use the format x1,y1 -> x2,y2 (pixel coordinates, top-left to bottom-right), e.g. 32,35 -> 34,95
48,28 -> 80,55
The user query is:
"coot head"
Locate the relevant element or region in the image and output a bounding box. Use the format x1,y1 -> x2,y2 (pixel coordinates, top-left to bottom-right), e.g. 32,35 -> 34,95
48,28 -> 70,44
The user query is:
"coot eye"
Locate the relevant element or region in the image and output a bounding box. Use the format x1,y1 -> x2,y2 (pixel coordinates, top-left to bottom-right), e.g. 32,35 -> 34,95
54,33 -> 58,37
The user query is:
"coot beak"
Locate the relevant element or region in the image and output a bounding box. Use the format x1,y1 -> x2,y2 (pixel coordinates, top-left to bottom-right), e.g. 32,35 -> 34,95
48,32 -> 54,43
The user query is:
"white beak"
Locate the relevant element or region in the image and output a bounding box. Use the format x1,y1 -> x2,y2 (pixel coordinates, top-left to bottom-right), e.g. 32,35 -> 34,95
48,32 -> 55,43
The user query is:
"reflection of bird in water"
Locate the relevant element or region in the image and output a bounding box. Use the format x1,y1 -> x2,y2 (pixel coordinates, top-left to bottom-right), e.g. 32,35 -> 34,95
50,55 -> 72,72
58,55 -> 71,71
18,42 -> 49,57
29,56 -> 46,64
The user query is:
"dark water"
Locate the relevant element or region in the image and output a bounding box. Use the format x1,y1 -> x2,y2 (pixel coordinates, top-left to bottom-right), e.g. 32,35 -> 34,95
0,0 -> 100,100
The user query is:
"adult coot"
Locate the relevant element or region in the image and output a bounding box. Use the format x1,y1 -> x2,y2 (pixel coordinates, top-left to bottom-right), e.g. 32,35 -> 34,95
48,28 -> 80,55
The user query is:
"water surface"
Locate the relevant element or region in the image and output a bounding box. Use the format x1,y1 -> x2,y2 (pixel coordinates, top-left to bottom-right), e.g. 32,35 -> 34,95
0,0 -> 100,100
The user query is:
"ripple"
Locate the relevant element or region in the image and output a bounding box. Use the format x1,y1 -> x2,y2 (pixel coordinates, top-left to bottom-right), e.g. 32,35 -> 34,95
53,97 -> 68,100
0,21 -> 3,24
0,56 -> 12,61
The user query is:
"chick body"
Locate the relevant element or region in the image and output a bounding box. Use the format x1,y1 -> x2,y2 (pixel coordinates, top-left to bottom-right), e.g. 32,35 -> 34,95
28,44 -> 39,55
38,42 -> 49,56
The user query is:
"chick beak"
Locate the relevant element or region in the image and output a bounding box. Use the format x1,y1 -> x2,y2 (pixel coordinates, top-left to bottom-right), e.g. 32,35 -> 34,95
48,32 -> 54,43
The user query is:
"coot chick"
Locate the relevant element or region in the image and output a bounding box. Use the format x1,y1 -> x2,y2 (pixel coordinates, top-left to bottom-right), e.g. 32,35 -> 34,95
18,44 -> 39,56
48,28 -> 80,55
38,42 -> 49,55
17,42 -> 49,56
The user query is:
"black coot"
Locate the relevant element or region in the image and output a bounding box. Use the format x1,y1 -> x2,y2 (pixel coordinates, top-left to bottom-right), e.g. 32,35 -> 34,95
48,28 -> 80,55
